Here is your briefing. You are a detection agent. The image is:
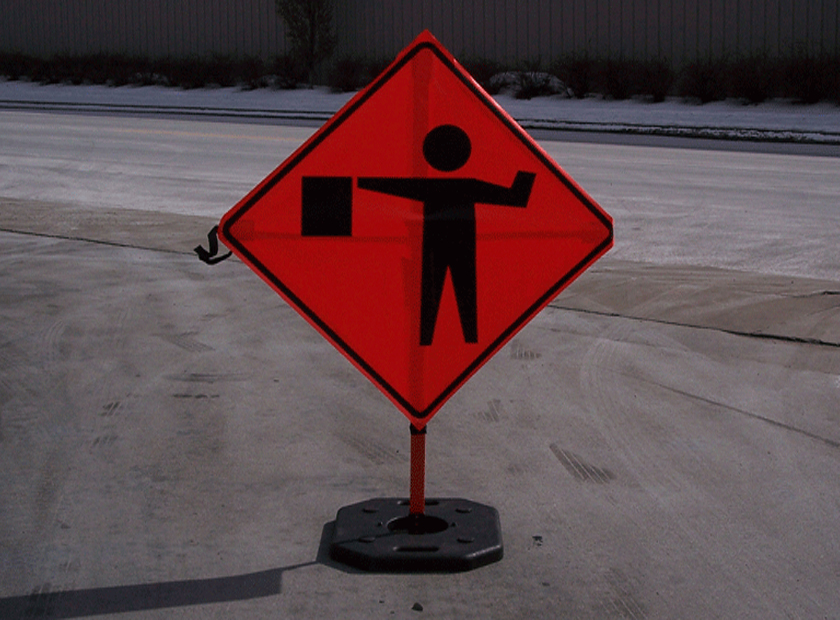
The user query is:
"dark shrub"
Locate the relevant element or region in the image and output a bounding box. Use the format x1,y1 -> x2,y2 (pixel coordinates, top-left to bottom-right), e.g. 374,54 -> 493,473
638,58 -> 674,102
163,57 -> 218,89
235,56 -> 269,89
832,56 -> 840,104
678,56 -> 728,103
550,53 -> 595,99
327,56 -> 390,92
598,57 -> 636,100
103,56 -> 142,86
81,54 -> 109,84
363,57 -> 391,82
328,55 -> 367,91
271,53 -> 305,89
783,47 -> 835,103
728,53 -> 777,103
71,54 -> 148,86
207,55 -> 240,87
36,54 -> 79,84
131,57 -> 163,86
460,57 -> 508,93
0,52 -> 34,80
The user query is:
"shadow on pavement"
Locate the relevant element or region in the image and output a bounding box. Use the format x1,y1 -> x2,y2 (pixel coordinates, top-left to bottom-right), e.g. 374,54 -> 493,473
0,562 -> 320,619
0,538 -> 342,620
0,519 -> 358,618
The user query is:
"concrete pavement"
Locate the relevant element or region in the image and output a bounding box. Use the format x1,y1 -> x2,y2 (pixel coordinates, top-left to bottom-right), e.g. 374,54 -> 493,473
1,111 -> 839,619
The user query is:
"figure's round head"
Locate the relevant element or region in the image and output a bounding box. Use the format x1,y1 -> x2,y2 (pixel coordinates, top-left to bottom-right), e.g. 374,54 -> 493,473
423,125 -> 471,171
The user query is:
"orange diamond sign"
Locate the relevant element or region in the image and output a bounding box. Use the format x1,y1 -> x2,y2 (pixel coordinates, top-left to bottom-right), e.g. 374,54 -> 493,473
219,31 -> 613,429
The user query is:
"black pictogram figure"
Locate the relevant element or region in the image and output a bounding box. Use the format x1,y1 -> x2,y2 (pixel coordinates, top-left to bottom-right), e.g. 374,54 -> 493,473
358,125 -> 536,346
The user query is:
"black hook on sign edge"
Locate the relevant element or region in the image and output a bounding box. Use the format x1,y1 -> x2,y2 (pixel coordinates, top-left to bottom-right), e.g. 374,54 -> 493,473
195,225 -> 232,265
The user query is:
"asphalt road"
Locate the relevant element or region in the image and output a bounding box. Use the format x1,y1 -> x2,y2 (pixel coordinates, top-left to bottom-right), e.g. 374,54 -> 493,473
1,111 -> 839,619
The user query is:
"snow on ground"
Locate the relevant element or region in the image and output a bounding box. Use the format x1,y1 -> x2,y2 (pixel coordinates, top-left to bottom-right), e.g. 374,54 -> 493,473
1,79 -> 839,142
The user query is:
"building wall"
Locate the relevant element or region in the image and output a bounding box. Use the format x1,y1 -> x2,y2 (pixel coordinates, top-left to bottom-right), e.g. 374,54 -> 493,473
0,0 -> 288,59
2,0 -> 837,65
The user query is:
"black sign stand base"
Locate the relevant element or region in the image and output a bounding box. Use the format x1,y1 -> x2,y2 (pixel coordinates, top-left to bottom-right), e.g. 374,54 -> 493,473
328,497 -> 503,572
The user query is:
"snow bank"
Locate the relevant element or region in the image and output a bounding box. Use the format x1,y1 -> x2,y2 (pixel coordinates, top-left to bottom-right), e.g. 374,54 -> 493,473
1,79 -> 838,143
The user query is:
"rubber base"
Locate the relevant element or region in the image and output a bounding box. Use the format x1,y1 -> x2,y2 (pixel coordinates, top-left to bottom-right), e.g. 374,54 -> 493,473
329,498 -> 503,572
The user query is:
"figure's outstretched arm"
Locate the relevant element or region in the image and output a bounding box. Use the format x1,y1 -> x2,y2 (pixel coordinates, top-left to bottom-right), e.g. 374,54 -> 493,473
472,171 -> 536,207
357,177 -> 429,201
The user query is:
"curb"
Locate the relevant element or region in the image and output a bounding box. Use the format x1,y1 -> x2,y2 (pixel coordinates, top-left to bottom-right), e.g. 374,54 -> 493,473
3,99 -> 840,145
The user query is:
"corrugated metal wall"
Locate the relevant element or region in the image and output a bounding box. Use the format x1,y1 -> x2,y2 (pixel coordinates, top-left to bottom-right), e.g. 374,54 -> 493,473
2,0 -> 837,64
0,0 -> 289,59
335,0 -> 839,62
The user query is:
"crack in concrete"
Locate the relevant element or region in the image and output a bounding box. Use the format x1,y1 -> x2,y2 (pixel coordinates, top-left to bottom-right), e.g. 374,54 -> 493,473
550,304 -> 840,349
612,369 -> 840,451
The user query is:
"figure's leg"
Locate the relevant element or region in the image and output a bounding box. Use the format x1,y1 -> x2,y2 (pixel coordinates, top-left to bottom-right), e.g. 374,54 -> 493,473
420,225 -> 449,346
449,221 -> 478,343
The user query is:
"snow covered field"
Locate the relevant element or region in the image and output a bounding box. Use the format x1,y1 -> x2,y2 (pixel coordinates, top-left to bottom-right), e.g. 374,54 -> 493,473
1,79 -> 839,143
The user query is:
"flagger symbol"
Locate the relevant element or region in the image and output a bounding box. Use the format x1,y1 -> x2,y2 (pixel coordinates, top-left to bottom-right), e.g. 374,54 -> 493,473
302,124 -> 536,346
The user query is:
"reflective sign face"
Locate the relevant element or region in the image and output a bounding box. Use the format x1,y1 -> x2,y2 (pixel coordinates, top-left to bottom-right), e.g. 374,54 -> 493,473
219,31 -> 613,429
